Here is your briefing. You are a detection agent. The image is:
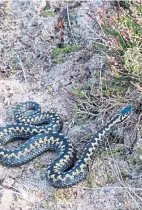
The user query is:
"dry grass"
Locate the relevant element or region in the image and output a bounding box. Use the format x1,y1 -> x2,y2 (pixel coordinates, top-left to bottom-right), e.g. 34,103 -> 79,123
71,2 -> 142,209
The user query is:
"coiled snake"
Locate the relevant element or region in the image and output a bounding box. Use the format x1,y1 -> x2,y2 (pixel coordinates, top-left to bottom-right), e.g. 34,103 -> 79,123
0,101 -> 133,187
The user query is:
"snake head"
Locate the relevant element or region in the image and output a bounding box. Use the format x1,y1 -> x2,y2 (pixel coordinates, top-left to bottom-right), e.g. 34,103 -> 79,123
118,105 -> 133,122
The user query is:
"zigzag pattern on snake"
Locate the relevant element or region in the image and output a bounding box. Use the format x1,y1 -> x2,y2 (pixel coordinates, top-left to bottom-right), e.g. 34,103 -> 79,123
0,101 -> 133,187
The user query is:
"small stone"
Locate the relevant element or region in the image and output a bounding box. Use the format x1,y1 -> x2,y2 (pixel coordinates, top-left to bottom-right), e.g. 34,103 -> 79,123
118,202 -> 122,207
2,177 -> 15,188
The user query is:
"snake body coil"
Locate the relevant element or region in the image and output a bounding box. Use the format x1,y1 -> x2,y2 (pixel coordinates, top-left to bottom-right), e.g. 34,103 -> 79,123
0,101 -> 133,187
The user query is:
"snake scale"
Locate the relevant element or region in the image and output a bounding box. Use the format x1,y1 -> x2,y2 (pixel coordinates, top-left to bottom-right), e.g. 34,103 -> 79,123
0,101 -> 133,187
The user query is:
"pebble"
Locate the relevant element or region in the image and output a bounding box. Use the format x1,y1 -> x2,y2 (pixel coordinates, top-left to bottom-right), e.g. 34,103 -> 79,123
2,177 -> 15,188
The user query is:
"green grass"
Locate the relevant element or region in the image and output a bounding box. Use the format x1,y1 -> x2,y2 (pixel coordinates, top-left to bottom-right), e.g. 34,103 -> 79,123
52,44 -> 78,56
42,10 -> 54,17
100,2 -> 142,82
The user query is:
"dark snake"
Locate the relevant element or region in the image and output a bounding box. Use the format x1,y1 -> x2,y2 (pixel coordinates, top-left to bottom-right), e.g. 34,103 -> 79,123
0,101 -> 133,187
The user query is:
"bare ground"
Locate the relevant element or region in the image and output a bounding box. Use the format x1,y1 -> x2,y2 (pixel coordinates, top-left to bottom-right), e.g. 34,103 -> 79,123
0,1 -> 142,210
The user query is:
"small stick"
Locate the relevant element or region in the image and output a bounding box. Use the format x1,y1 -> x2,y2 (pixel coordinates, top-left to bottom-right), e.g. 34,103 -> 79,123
66,4 -> 78,47
16,54 -> 29,86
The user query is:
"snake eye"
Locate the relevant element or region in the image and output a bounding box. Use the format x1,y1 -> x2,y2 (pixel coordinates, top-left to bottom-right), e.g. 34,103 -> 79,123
121,113 -> 131,122
118,105 -> 133,122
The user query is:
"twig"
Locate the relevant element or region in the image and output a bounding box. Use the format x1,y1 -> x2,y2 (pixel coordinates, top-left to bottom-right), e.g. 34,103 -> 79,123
0,184 -> 26,198
73,186 -> 142,191
95,16 -> 106,37
66,4 -> 78,47
80,17 -> 107,44
16,53 -> 29,86
99,69 -> 104,125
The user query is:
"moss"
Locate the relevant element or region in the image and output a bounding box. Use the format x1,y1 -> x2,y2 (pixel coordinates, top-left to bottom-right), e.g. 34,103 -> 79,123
53,57 -> 66,64
129,155 -> 140,166
54,190 -> 64,202
54,189 -> 73,203
43,10 -> 54,17
136,146 -> 142,152
87,172 -> 95,188
121,168 -> 129,179
47,85 -> 53,94
41,200 -> 52,209
52,44 -> 78,56
54,189 -> 67,202
123,46 -> 142,79
11,67 -> 17,73
72,88 -> 86,98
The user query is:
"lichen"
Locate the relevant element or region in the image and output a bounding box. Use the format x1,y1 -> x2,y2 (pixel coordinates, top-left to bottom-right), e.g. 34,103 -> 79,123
123,46 -> 142,79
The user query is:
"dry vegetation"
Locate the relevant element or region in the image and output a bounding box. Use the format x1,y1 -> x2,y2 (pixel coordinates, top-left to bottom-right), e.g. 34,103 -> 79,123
74,1 -> 142,119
